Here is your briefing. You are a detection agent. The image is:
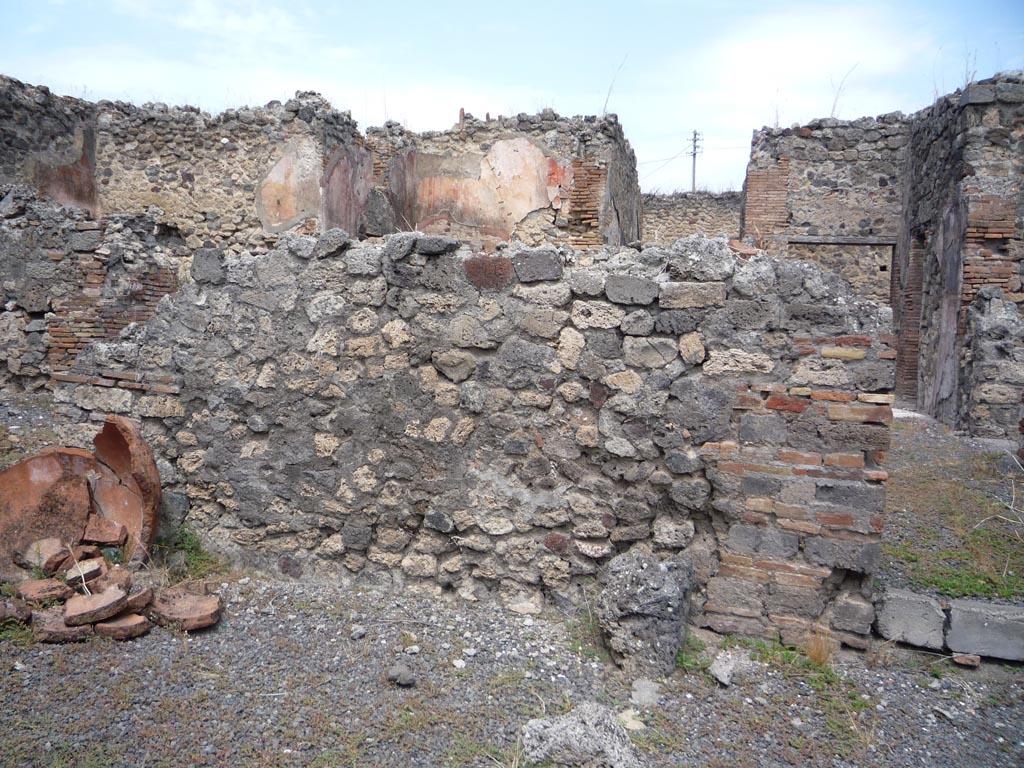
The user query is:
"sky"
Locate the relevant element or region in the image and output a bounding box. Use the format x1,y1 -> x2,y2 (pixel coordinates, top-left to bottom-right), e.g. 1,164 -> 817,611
2,0 -> 1022,193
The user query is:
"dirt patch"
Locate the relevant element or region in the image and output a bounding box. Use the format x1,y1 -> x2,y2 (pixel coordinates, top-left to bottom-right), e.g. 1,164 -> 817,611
881,410 -> 1024,600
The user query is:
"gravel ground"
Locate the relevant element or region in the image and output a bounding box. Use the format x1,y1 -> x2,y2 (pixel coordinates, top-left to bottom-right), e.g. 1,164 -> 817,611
2,577 -> 1023,768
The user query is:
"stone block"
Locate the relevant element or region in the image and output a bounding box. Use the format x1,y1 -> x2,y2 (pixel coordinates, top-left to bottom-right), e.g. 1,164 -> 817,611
996,82 -> 1024,103
705,576 -> 765,617
595,551 -> 693,676
947,600 -> 1024,661
512,249 -> 563,282
622,336 -> 677,368
726,524 -> 800,558
703,349 -> 774,376
766,584 -> 824,618
659,281 -> 726,309
571,300 -> 625,329
190,248 -> 225,284
831,591 -> 874,635
803,536 -> 879,573
959,83 -> 996,106
874,588 -> 945,650
605,275 -> 658,305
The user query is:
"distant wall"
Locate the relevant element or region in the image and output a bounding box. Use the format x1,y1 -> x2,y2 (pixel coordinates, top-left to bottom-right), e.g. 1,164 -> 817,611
641,192 -> 741,243
742,113 -> 906,302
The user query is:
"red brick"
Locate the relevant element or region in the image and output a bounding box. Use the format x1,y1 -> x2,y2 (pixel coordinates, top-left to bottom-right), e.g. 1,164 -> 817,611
765,395 -> 808,413
824,452 -> 865,468
810,390 -> 858,402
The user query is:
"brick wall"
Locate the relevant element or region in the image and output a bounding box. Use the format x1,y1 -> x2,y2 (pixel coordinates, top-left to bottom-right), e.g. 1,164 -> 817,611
741,158 -> 789,244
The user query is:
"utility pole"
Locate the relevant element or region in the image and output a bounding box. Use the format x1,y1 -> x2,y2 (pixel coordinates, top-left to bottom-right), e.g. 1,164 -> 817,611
689,130 -> 703,193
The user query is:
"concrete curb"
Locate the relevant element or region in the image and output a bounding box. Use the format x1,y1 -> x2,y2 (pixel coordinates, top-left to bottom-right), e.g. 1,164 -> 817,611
874,587 -> 1024,661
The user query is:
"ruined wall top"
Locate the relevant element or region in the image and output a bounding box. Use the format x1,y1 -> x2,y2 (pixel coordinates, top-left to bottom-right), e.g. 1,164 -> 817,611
0,75 -> 641,251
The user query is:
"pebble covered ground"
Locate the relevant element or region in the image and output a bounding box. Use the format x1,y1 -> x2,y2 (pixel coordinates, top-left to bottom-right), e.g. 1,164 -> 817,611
2,576 -> 1023,768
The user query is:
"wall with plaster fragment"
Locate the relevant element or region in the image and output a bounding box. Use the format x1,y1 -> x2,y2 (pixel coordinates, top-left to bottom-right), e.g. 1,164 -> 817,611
37,218 -> 893,642
0,76 -> 640,252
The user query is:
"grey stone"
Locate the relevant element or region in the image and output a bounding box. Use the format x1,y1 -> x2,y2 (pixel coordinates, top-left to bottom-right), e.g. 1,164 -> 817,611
432,350 -> 477,383
959,83 -> 996,106
424,509 -> 455,534
512,248 -> 563,282
386,661 -> 416,687
566,268 -> 605,296
70,230 -> 101,252
605,275 -> 658,305
350,624 -> 366,640
709,651 -> 738,686
664,450 -> 702,475
947,600 -> 1024,661
996,82 -> 1024,103
738,413 -> 787,445
623,336 -> 678,368
415,235 -> 459,255
383,232 -> 417,261
668,477 -> 711,510
620,310 -> 655,336
653,309 -> 700,335
313,228 -> 352,259
629,678 -> 661,707
814,481 -> 884,513
804,537 -> 879,573
874,588 -> 945,650
726,524 -> 799,558
496,337 -> 555,369
191,248 -> 225,284
831,591 -> 874,635
595,550 -> 693,676
522,702 -> 644,768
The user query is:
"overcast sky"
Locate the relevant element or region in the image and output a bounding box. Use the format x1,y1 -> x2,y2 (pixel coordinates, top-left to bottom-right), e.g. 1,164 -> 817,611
3,0 -> 1023,192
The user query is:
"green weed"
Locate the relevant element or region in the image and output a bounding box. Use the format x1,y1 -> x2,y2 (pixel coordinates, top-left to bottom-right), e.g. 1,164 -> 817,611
675,632 -> 709,672
0,618 -> 33,647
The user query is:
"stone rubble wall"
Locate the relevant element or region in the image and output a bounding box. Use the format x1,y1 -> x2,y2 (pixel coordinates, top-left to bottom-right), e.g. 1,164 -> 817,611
43,224 -> 893,641
961,288 -> 1024,439
641,192 -> 742,244
787,243 -> 891,304
0,186 -> 183,391
0,76 -> 640,253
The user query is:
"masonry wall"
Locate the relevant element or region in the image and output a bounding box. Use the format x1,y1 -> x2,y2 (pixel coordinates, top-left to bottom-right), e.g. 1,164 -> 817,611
0,186 -> 183,392
0,76 -> 641,253
742,113 -> 907,302
34,219 -> 893,642
961,288 -> 1024,438
641,192 -> 742,243
894,75 -> 1024,434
